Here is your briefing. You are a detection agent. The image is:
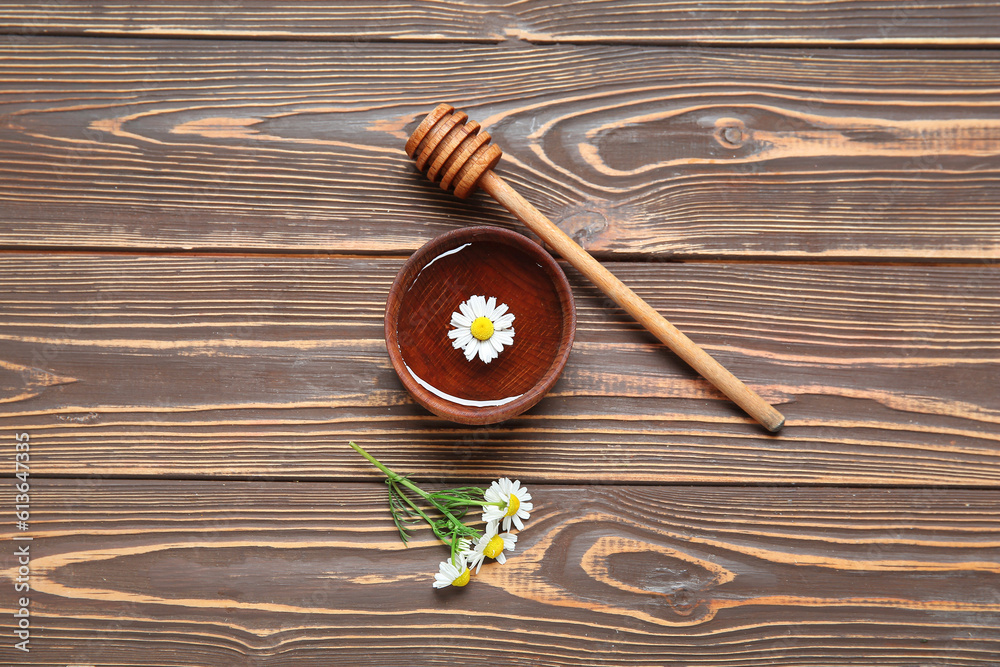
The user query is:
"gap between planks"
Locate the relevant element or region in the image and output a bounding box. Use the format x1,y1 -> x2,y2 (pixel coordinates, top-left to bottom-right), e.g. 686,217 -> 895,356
10,472 -> 1000,491
1,247 -> 996,269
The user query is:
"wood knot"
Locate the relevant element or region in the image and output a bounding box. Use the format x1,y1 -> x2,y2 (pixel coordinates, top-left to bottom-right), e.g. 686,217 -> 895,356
714,117 -> 748,149
581,535 -> 735,623
406,103 -> 503,199
556,207 -> 609,247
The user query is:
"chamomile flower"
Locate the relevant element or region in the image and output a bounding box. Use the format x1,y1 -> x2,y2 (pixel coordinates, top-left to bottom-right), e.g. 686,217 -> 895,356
349,442 -> 534,590
447,295 -> 515,364
482,477 -> 533,532
462,522 -> 517,573
432,554 -> 471,589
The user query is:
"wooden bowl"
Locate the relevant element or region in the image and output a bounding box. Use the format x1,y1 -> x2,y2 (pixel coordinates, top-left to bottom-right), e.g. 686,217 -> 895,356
385,226 -> 576,425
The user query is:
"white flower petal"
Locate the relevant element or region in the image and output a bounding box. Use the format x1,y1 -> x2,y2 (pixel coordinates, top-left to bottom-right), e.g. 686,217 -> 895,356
464,340 -> 479,361
451,312 -> 472,328
452,333 -> 473,350
494,314 -> 515,330
489,336 -> 504,353
491,302 -> 508,319
485,296 -> 497,314
482,506 -> 505,524
468,553 -> 485,574
492,332 -> 514,347
459,301 -> 475,321
482,505 -> 501,518
471,295 -> 486,318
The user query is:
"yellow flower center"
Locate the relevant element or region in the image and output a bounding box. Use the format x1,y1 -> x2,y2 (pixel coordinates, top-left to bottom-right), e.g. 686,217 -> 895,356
504,494 -> 520,518
470,316 -> 494,341
451,567 -> 471,587
483,534 -> 505,559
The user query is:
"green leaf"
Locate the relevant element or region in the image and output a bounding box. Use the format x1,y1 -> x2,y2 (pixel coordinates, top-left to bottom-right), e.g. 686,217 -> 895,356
386,479 -> 421,544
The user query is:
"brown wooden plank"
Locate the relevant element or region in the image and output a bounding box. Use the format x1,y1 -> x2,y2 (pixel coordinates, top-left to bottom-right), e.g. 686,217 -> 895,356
505,0 -> 1000,47
1,1 -> 998,46
0,0 -> 505,42
2,39 -> 1000,259
1,254 -> 997,484
3,479 -> 998,665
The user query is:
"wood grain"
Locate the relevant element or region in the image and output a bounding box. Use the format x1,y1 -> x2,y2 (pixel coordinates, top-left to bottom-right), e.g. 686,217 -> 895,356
1,254 -> 997,484
2,39 -> 1000,259
3,1 -> 997,662
1,1 -> 998,46
3,480 -> 997,665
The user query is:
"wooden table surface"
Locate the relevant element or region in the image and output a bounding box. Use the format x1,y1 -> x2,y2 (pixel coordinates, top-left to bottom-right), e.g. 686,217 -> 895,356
2,2 -> 999,665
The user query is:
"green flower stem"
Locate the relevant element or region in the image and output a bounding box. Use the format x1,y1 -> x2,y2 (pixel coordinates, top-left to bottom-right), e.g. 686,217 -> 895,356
432,494 -> 504,508
350,441 -> 405,482
350,441 -> 479,545
391,480 -> 459,547
351,442 -> 436,504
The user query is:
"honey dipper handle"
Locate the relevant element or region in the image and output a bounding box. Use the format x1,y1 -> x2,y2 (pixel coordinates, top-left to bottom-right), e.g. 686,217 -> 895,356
478,170 -> 785,432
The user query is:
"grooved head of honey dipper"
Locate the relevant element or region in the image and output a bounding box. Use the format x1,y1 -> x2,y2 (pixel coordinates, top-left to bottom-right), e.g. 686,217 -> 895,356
406,103 -> 503,199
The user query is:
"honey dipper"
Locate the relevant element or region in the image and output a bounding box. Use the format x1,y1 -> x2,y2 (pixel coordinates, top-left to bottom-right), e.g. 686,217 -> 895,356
405,104 -> 785,432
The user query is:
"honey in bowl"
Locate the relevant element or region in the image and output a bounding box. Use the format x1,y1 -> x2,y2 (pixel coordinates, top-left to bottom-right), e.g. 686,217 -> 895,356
385,226 -> 575,425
